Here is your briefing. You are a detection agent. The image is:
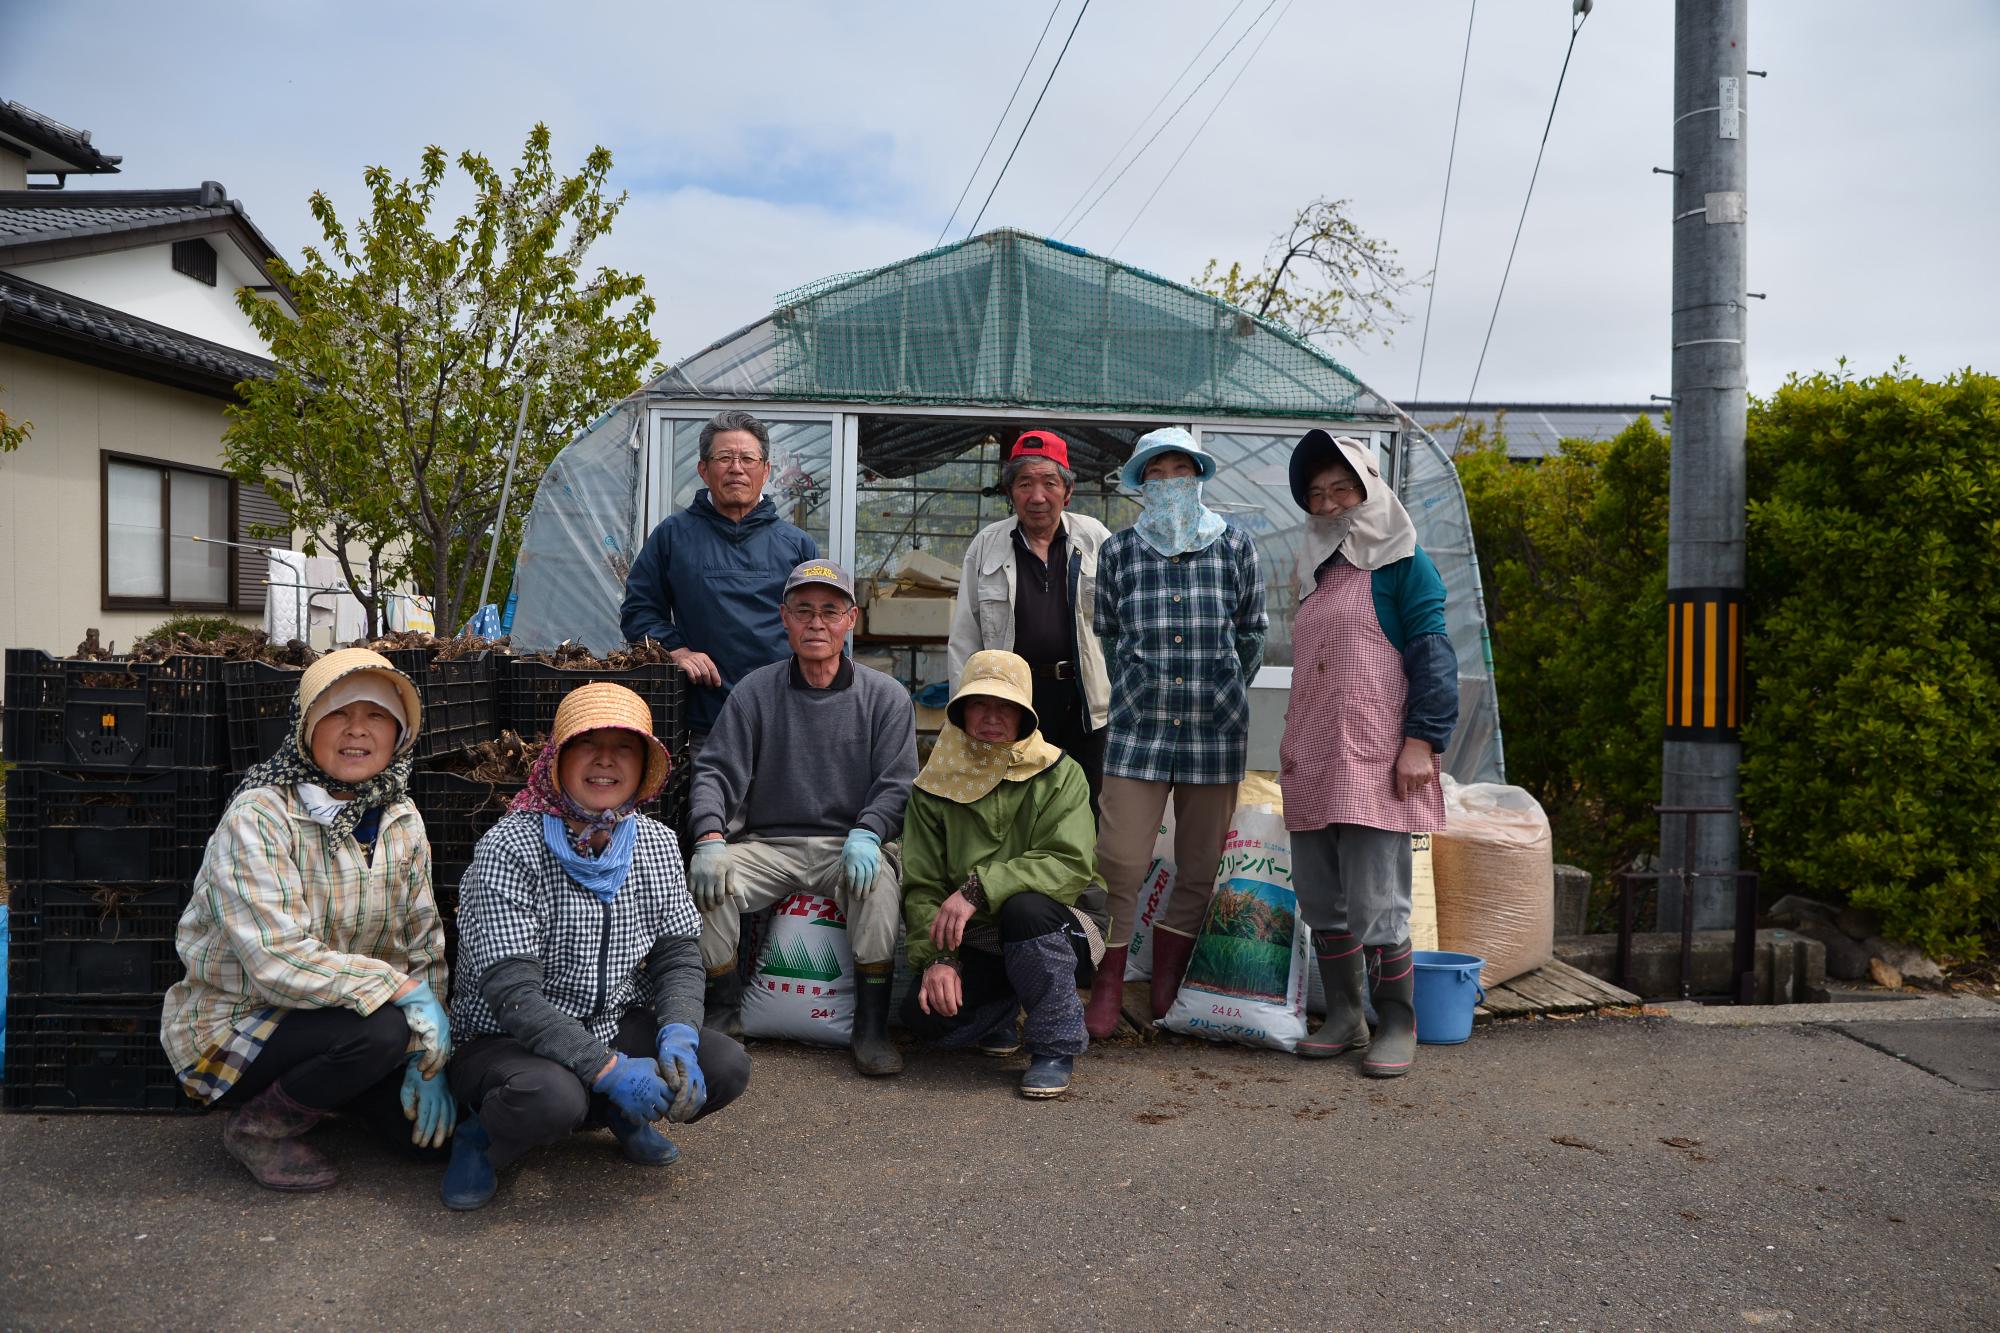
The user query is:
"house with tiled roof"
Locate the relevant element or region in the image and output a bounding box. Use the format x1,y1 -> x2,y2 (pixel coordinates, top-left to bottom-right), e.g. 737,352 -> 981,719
0,101 -> 297,658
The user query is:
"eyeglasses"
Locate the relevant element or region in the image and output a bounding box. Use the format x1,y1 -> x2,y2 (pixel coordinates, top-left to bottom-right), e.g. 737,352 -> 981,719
705,452 -> 767,469
784,604 -> 852,625
1308,482 -> 1362,502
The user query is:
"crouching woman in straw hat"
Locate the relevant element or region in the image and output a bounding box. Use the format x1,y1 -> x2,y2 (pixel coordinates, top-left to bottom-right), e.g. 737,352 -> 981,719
1281,431 -> 1457,1077
899,651 -> 1103,1098
162,647 -> 453,1192
442,682 -> 749,1210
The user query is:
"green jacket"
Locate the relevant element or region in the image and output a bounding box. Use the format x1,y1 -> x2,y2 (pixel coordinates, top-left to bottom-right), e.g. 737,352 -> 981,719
900,758 -> 1098,972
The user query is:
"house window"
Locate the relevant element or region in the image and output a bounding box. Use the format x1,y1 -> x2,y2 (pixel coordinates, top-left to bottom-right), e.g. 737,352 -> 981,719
103,454 -> 235,609
171,238 -> 218,286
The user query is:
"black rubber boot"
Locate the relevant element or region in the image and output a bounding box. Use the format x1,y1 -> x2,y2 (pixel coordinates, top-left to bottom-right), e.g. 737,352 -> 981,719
1297,931 -> 1371,1059
1360,942 -> 1416,1078
704,967 -> 744,1040
850,965 -> 904,1077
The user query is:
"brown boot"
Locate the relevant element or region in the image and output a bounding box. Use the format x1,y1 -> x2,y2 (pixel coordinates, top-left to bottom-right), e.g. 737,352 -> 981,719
221,1082 -> 339,1192
1149,927 -> 1196,1020
1083,945 -> 1129,1040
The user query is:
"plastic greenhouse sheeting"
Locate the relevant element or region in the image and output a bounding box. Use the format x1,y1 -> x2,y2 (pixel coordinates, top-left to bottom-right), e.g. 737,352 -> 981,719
653,230 -> 1395,420
510,229 -> 1504,783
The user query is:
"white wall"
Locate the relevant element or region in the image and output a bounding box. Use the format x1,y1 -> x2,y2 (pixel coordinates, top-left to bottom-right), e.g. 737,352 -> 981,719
6,239 -> 277,355
0,155 -> 25,190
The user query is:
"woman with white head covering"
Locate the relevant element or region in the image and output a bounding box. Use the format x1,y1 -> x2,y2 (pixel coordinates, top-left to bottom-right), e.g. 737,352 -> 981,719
162,647 -> 454,1191
1082,427 -> 1268,1038
1281,430 -> 1459,1078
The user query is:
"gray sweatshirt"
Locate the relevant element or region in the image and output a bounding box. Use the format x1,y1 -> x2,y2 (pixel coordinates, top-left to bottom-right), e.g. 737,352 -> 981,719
690,656 -> 917,842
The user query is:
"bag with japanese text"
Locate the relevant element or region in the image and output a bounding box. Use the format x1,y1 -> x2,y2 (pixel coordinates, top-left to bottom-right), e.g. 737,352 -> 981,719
1160,807 -> 1311,1051
739,893 -> 855,1045
1122,807 -> 1178,981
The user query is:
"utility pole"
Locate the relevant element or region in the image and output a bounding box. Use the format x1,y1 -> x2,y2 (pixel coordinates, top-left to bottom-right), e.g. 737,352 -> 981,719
1661,0 -> 1748,928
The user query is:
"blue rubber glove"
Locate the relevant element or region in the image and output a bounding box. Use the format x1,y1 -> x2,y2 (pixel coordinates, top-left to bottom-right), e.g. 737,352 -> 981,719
593,1053 -> 672,1125
392,980 -> 451,1077
655,1023 -> 708,1124
841,828 -> 882,896
688,838 -> 733,910
400,1058 -> 457,1149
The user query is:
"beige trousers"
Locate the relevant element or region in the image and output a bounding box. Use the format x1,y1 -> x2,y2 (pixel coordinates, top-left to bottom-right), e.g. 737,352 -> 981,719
1093,777 -> 1239,948
698,835 -> 904,971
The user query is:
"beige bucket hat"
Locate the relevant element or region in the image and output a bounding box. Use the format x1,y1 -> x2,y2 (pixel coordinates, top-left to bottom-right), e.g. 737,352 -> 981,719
550,681 -> 671,803
295,647 -> 424,757
946,650 -> 1040,739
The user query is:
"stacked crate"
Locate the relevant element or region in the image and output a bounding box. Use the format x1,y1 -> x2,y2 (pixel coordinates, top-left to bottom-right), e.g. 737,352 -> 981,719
3,650 -> 231,1111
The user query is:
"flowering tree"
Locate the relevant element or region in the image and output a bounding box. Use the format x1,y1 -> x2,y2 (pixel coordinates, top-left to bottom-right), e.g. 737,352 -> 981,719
1195,197 -> 1418,349
226,125 -> 659,635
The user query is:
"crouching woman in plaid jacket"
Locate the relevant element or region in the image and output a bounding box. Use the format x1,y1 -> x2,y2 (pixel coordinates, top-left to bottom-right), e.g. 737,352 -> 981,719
444,682 -> 750,1210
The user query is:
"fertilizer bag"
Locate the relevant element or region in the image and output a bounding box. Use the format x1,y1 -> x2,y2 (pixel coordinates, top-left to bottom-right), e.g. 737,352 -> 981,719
1431,776 -> 1555,987
1160,808 -> 1311,1051
1123,805 -> 1178,982
739,893 -> 856,1045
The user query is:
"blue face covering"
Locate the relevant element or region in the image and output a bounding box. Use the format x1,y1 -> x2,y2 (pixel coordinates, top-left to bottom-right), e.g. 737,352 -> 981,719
1135,475 -> 1228,556
541,812 -> 638,902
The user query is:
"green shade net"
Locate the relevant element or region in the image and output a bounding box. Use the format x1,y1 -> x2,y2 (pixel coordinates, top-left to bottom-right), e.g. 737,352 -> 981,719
655,229 -> 1393,420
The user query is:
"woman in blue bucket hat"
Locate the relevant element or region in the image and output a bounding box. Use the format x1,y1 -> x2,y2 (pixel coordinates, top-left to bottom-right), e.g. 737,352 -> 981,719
1082,427 -> 1267,1038
1280,430 -> 1458,1077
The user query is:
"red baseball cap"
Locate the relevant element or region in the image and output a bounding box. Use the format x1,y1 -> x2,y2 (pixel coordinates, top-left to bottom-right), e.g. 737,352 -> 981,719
1010,430 -> 1070,471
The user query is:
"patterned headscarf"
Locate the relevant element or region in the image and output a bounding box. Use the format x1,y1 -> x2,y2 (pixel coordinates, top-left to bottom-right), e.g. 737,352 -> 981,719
234,694 -> 414,844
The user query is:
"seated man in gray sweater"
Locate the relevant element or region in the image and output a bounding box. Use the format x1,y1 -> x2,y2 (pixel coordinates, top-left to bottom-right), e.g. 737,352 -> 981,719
689,560 -> 919,1076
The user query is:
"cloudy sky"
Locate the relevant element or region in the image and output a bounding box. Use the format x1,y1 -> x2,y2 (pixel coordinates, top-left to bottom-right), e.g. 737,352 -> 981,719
8,1 -> 1996,403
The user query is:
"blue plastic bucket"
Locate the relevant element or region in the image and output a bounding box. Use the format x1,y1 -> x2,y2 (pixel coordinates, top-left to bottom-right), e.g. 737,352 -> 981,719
1412,950 -> 1486,1045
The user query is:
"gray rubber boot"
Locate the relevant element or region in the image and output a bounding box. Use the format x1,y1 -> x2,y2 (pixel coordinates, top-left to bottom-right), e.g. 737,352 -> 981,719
1297,931 -> 1371,1059
850,965 -> 904,1076
703,967 -> 744,1040
1360,942 -> 1417,1078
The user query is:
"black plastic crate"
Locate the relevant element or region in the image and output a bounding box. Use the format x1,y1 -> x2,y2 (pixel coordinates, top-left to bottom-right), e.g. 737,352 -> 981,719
417,650 -> 500,757
3,649 -> 227,771
6,882 -> 187,998
411,769 -> 528,894
5,768 -> 223,885
501,659 -> 685,752
221,659 -> 307,771
2,997 -> 196,1113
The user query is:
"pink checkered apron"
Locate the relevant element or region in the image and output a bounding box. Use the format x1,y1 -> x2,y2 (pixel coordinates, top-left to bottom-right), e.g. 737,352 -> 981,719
1279,559 -> 1446,834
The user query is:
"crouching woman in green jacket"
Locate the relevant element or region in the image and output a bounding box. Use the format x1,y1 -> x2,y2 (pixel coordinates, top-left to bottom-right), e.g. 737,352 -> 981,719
900,650 -> 1102,1099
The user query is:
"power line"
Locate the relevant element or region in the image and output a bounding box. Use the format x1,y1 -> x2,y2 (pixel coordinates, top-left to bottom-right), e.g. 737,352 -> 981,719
1061,0 -> 1279,243
1454,6 -> 1590,448
1411,0 -> 1478,403
1109,0 -> 1293,256
965,0 -> 1094,239
934,0 -> 1065,248
1046,0 -> 1252,238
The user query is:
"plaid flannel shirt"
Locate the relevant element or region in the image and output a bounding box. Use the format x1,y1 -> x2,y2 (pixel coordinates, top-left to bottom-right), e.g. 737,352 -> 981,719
162,786 -> 446,1101
450,811 -> 699,1047
1095,525 -> 1267,786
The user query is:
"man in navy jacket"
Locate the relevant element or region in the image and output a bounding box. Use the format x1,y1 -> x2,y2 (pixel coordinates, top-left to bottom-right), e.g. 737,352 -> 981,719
621,410 -> 819,747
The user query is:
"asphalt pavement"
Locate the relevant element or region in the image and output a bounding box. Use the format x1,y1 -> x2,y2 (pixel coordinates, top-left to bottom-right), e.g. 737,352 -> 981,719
2,1011 -> 1997,1331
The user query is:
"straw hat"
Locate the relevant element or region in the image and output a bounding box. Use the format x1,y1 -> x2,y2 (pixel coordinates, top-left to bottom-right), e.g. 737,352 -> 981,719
295,648 -> 423,756
946,650 -> 1039,739
550,681 -> 671,803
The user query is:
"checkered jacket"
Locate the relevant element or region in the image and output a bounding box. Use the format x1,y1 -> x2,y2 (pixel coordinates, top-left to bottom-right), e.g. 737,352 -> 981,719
1095,525 -> 1267,786
450,812 -> 699,1045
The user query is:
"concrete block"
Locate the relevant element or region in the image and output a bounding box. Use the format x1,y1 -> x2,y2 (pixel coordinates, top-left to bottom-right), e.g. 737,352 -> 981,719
1555,929 -> 1827,1004
1553,863 -> 1591,937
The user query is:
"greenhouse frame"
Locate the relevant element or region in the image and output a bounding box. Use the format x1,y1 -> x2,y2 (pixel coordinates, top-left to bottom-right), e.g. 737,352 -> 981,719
510,228 -> 1503,782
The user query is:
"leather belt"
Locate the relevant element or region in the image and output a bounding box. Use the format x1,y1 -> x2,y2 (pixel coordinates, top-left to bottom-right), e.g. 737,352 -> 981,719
1028,661 -> 1076,681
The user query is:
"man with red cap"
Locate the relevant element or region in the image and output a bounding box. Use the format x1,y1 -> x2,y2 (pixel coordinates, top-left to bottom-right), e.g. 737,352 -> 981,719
949,430 -> 1111,805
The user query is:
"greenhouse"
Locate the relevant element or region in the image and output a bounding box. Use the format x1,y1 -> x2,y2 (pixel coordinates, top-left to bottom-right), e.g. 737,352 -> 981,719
509,228 -> 1502,782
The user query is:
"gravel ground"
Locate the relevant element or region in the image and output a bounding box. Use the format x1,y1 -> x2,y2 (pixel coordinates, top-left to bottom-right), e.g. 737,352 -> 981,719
2,1013 -> 1996,1330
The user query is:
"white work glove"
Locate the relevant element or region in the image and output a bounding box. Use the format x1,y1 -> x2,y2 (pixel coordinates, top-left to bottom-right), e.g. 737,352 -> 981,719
688,838 -> 734,910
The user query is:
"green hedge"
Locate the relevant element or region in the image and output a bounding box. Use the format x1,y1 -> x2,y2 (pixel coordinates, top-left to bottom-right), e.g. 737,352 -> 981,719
1458,366 -> 2000,957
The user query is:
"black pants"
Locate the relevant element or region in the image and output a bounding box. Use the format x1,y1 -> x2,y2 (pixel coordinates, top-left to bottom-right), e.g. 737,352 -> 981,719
1032,675 -> 1105,813
899,892 -> 1092,1042
449,1011 -> 751,1169
217,1005 -> 432,1156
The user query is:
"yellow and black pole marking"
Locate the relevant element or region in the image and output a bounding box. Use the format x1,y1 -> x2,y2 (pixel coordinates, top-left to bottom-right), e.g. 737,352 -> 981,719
1664,588 -> 1744,739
